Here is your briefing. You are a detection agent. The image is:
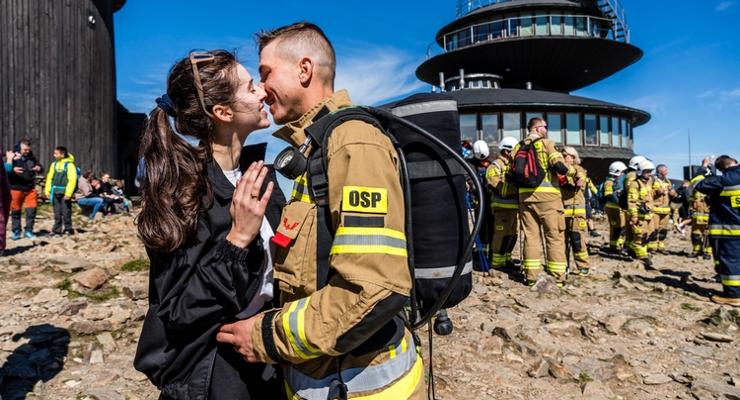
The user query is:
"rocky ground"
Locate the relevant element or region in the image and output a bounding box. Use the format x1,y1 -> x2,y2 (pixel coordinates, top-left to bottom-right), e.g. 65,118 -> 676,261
0,208 -> 737,400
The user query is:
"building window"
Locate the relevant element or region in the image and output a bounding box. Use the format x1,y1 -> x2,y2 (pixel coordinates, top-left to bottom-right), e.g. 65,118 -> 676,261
620,119 -> 628,148
566,113 -> 581,145
627,122 -> 633,148
611,117 -> 619,147
509,18 -> 520,37
520,14 -> 533,36
551,16 -> 562,35
599,115 -> 610,146
482,113 -> 499,145
575,16 -> 587,37
492,21 -> 505,39
460,114 -> 478,143
584,114 -> 597,145
525,112 -> 543,127
548,113 -> 563,144
564,16 -> 575,35
503,112 -> 521,140
474,23 -> 490,43
536,14 -> 549,35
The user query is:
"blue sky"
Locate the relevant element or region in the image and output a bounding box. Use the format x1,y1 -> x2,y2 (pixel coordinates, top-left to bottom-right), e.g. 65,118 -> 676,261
115,0 -> 740,181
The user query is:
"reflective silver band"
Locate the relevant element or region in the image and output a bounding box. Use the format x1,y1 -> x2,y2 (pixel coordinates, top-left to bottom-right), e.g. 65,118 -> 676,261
414,261 -> 473,280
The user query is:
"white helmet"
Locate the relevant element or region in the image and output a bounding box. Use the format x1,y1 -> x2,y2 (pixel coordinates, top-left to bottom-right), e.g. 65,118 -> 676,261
637,159 -> 655,173
499,137 -> 518,152
629,155 -> 646,170
608,161 -> 627,176
472,140 -> 490,160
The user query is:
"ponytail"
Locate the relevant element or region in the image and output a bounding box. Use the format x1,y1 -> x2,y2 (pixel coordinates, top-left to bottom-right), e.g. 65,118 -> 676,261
136,107 -> 212,253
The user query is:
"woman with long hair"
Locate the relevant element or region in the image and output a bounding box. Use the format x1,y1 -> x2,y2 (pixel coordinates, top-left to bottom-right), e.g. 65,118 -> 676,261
133,49 -> 281,399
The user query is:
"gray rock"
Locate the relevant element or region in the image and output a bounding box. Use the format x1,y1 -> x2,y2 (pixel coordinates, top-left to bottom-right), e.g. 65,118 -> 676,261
581,380 -> 616,400
643,373 -> 673,385
700,331 -> 734,343
528,358 -> 549,378
30,288 -> 64,304
622,317 -> 656,337
89,349 -> 104,364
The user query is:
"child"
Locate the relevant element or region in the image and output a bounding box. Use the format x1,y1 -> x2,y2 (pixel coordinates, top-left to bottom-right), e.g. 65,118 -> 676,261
111,179 -> 131,213
43,146 -> 77,235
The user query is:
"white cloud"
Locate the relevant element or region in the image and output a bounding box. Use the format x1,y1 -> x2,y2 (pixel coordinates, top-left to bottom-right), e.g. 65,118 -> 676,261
696,86 -> 740,111
715,1 -> 734,11
335,43 -> 426,105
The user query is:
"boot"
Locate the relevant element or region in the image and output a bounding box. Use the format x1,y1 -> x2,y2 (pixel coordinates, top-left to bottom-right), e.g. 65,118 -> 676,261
643,258 -> 655,270
710,295 -> 740,307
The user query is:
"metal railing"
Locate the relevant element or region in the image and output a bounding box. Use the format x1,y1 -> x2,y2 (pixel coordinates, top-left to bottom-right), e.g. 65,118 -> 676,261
455,0 -> 516,17
427,13 -> 621,58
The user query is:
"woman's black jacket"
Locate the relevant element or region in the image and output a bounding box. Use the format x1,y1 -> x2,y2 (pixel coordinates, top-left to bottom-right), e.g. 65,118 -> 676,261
134,160 -> 285,399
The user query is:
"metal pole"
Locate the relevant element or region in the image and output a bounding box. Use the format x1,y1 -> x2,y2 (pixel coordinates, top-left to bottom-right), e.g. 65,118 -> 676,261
688,128 -> 692,179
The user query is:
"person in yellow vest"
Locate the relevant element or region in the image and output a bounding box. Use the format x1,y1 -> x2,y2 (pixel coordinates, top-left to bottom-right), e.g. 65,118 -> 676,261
485,136 -> 519,270
561,147 -> 590,275
690,174 -> 712,259
627,159 -> 656,268
604,161 -> 627,252
649,164 -> 673,254
512,117 -> 577,287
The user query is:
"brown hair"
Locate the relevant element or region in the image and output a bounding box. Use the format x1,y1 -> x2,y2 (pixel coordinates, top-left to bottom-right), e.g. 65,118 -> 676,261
527,117 -> 546,132
715,155 -> 738,172
137,50 -> 240,253
256,22 -> 336,85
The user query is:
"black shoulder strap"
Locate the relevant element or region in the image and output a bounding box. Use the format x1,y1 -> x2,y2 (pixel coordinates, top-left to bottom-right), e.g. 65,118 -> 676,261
304,107 -> 387,289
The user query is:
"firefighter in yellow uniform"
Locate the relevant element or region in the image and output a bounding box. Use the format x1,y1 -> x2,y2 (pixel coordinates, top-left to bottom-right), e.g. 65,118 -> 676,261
649,164 -> 673,253
513,118 -> 576,286
561,147 -> 590,275
216,23 -> 425,400
627,159 -> 656,268
690,175 -> 713,259
621,155 -> 646,254
604,161 -> 627,252
485,136 -> 519,269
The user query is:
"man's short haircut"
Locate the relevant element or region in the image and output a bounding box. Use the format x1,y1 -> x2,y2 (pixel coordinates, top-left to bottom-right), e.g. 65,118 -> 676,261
656,164 -> 667,171
256,21 -> 336,85
55,146 -> 68,157
527,117 -> 546,131
19,138 -> 31,147
715,155 -> 737,172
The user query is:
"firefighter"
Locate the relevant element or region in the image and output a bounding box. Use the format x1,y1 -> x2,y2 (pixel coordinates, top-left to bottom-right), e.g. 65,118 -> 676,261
513,117 -> 577,287
622,155 -> 646,253
689,175 -> 712,259
561,147 -> 590,275
485,136 -> 519,270
627,159 -> 656,268
649,164 -> 673,254
604,161 -> 627,252
695,155 -> 740,306
215,23 -> 425,399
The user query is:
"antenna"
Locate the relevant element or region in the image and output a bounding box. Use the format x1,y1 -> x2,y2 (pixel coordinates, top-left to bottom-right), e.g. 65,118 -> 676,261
688,128 -> 692,179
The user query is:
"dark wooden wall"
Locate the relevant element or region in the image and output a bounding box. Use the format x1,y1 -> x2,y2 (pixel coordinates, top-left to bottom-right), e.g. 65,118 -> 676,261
0,0 -> 118,176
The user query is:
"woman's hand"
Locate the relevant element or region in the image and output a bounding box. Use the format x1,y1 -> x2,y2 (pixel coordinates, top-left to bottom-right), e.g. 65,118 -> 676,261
226,161 -> 274,248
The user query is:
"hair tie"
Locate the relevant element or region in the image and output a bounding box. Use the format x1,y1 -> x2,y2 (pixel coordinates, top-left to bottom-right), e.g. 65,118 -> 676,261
155,94 -> 176,117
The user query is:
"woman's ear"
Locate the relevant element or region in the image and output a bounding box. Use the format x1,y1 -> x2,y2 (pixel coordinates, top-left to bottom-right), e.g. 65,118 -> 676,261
212,104 -> 234,123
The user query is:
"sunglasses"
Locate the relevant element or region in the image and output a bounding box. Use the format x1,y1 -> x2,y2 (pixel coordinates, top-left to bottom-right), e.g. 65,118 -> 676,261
189,51 -> 216,118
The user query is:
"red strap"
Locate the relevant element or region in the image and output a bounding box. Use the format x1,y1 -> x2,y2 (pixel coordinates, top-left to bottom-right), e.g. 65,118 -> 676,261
272,232 -> 293,248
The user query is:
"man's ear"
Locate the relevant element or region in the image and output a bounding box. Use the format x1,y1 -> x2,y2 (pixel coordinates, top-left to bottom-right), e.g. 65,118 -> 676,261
298,57 -> 313,86
212,104 -> 234,123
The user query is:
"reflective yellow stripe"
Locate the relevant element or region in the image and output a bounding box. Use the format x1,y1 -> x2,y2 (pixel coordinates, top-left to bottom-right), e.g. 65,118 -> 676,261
653,207 -> 671,214
282,299 -> 322,360
564,207 -> 586,216
523,259 -> 541,269
605,202 -> 621,210
721,275 -> 740,287
547,261 -> 567,272
709,229 -> 740,236
519,186 -> 561,194
720,190 -> 740,196
330,227 -> 408,257
291,174 -> 313,203
492,202 -> 519,209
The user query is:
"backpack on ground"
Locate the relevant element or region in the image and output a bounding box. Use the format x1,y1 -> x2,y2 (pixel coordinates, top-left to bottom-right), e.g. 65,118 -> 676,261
275,93 -> 482,330
510,139 -> 546,188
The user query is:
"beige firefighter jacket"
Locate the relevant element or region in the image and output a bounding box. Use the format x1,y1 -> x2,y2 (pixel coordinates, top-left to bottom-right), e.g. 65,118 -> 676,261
511,133 -> 575,203
250,90 -> 423,399
652,176 -> 672,215
628,175 -> 655,220
485,155 -> 518,210
561,165 -> 588,217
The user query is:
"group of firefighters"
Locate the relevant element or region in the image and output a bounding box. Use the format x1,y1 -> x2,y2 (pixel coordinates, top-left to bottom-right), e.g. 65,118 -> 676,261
467,117 -> 740,306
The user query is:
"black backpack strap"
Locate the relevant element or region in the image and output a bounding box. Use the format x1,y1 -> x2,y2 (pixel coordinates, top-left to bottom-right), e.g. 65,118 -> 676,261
304,107 -> 386,289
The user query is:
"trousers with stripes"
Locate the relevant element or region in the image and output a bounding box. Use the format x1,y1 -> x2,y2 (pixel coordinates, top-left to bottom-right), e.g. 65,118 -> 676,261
565,216 -> 589,271
520,200 -> 567,283
713,238 -> 740,298
490,208 -> 518,268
